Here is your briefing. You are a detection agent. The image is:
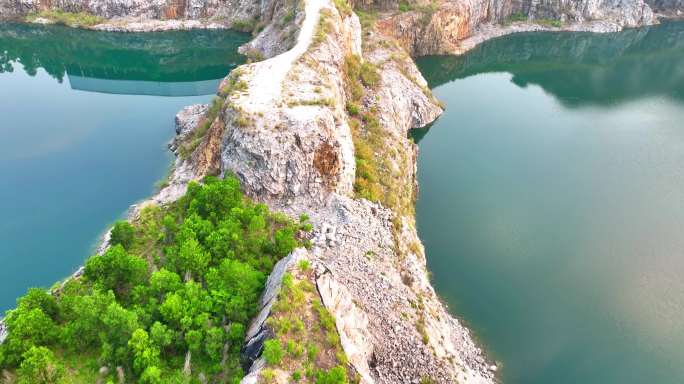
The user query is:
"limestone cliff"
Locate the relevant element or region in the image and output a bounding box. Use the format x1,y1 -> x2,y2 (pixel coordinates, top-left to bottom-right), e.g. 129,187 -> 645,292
2,0 -> 683,382
165,0 -> 496,381
0,0 -> 497,380
371,0 -> 678,55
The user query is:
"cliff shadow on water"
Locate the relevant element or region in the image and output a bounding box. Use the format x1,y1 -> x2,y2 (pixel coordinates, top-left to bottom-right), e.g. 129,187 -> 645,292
416,20 -> 684,107
0,22 -> 249,95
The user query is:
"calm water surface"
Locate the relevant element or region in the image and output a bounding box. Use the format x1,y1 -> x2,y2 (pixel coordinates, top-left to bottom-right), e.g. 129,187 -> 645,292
415,21 -> 684,384
0,23 -> 247,312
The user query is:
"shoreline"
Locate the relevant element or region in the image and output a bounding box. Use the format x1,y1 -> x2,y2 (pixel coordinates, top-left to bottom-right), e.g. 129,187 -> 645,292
1,0 -> 683,382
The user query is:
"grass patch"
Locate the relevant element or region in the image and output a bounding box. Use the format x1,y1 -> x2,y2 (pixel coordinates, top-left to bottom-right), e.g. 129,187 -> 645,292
535,18 -> 563,28
313,9 -> 334,47
26,10 -> 103,27
178,96 -> 225,159
504,12 -> 562,27
232,17 -> 259,33
505,11 -> 528,23
342,54 -> 414,217
333,0 -> 352,17
178,69 -> 248,159
263,270 -> 351,383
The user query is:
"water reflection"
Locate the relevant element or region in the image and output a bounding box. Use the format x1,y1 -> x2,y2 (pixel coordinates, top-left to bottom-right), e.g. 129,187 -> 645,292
0,24 -> 247,312
417,21 -> 684,107
0,22 -> 248,96
413,21 -> 684,384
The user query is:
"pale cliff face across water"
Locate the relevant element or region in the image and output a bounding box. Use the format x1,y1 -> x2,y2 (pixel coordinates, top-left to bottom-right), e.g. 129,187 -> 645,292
415,21 -> 684,384
0,23 -> 248,312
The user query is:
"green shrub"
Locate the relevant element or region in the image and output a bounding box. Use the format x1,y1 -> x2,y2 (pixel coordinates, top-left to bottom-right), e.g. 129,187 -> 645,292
506,11 -> 527,23
298,259 -> 311,271
17,346 -> 63,384
346,102 -> 360,116
232,17 -> 258,32
333,0 -> 352,16
536,18 -> 563,27
286,340 -> 304,357
359,62 -> 380,88
307,343 -> 319,362
316,366 -> 348,384
26,10 -> 103,27
283,9 -> 295,24
110,221 -> 135,249
263,339 -> 285,365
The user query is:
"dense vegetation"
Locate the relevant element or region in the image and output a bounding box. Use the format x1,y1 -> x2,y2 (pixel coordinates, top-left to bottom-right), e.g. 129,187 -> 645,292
258,263 -> 351,383
0,176 -> 309,383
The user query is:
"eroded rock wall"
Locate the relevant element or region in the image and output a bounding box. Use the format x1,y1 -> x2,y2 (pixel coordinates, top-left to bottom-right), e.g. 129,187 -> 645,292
0,0 -> 255,20
646,0 -> 684,14
199,0 -> 495,381
376,0 -> 658,55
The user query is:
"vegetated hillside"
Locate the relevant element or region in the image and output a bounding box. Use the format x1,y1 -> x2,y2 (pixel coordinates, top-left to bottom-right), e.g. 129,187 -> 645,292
0,176 -> 333,383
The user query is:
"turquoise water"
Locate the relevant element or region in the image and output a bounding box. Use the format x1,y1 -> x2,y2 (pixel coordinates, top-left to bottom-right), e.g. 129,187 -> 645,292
0,23 -> 247,312
415,21 -> 684,384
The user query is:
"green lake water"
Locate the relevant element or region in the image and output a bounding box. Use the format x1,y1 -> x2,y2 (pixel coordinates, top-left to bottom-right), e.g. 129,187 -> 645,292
0,23 -> 247,313
415,21 -> 684,384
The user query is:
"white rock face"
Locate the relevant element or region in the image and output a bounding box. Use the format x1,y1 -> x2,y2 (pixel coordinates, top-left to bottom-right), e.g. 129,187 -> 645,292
211,1 -> 494,381
0,319 -> 7,344
317,271 -> 375,384
13,0 -> 676,381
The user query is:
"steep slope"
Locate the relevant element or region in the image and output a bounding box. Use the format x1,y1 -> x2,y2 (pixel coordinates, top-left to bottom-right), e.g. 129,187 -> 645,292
165,0 -> 496,381
2,0 -> 683,382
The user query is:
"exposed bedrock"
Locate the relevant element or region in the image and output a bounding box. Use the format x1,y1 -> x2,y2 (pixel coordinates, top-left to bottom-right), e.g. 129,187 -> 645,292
195,0 -> 495,381
373,0 -> 668,56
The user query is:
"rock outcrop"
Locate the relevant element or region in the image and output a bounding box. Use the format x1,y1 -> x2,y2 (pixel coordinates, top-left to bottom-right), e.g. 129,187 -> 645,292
647,0 -> 684,15
0,320 -> 6,344
3,0 -> 683,382
190,0 -> 494,381
374,0 -> 661,55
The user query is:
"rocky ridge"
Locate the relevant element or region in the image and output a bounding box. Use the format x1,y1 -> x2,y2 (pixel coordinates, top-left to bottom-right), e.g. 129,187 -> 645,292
370,0 -> 681,55
2,0 -> 683,383
122,0 -> 496,381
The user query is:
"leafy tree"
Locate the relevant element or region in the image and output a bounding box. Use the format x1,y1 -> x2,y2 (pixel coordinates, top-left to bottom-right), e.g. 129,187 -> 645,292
128,329 -> 160,375
2,307 -> 58,365
16,288 -> 58,320
150,321 -> 174,350
150,268 -> 182,298
140,366 -> 163,384
185,329 -> 203,355
0,176 -> 304,381
60,289 -> 116,349
274,227 -> 297,257
204,327 -> 225,362
17,346 -> 63,384
205,259 -> 264,323
177,237 -> 210,280
84,245 -> 147,298
100,302 -> 139,365
110,221 -> 135,250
